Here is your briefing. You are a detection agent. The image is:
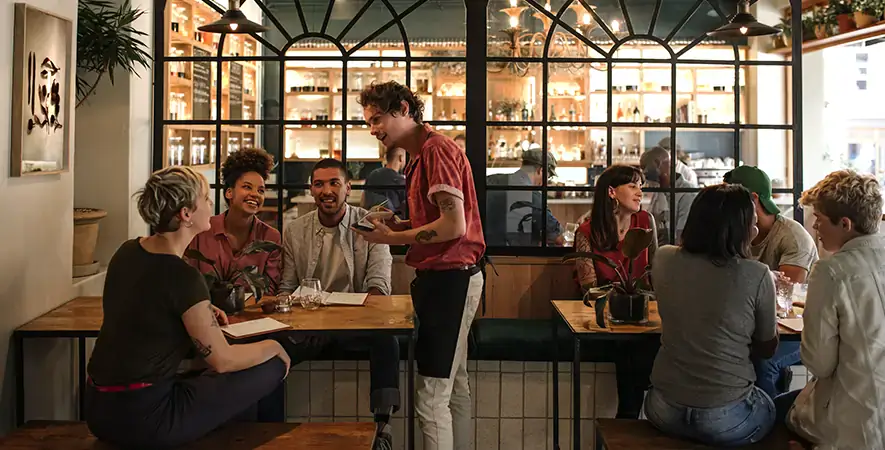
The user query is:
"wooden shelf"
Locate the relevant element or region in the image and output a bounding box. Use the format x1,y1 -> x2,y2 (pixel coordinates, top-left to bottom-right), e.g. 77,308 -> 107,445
770,21 -> 885,55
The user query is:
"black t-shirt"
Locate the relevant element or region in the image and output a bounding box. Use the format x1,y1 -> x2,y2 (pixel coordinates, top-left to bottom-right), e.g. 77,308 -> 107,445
87,238 -> 210,385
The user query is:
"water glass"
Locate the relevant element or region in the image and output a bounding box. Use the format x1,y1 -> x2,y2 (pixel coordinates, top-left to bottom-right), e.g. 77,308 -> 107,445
297,278 -> 324,310
775,276 -> 794,318
563,222 -> 579,246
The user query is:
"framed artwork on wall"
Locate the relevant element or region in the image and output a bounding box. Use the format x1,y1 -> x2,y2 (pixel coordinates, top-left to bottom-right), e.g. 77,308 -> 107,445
10,3 -> 73,177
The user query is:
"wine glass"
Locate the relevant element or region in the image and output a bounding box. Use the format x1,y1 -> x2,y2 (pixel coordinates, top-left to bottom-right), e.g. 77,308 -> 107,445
563,222 -> 579,246
298,278 -> 323,310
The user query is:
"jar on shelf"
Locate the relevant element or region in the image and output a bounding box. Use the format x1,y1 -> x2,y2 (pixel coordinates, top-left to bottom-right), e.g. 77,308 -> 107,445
317,73 -> 330,92
303,73 -> 315,92
352,73 -> 364,92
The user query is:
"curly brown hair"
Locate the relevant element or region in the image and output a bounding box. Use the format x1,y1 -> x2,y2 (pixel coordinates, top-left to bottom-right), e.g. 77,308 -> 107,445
221,147 -> 274,191
801,170 -> 883,235
357,81 -> 425,123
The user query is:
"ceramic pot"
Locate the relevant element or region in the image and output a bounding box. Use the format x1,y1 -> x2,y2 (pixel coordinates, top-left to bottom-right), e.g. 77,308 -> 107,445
837,13 -> 856,33
211,284 -> 245,314
814,24 -> 829,39
854,12 -> 876,28
585,292 -> 649,327
73,208 -> 107,276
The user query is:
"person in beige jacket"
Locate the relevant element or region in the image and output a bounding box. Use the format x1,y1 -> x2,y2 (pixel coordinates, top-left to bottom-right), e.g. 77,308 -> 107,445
775,170 -> 885,450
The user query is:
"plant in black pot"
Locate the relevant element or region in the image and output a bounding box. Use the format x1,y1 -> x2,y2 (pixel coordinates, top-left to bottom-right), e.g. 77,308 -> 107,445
185,240 -> 281,314
563,228 -> 655,328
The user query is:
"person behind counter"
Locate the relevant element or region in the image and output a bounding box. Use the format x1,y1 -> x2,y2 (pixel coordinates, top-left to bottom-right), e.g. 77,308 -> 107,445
778,170 -> 885,449
279,158 -> 400,450
574,164 -> 658,419
657,137 -> 698,186
645,183 -> 778,447
640,146 -> 697,246
486,148 -> 563,246
85,167 -> 290,448
354,81 -> 486,450
724,165 -> 817,398
363,146 -> 407,217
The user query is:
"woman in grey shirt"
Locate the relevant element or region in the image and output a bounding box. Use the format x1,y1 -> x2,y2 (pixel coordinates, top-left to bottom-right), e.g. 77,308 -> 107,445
644,184 -> 779,446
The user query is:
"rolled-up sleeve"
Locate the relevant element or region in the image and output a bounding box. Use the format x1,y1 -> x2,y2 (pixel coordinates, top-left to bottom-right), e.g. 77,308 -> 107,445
365,241 -> 392,295
801,263 -> 840,378
424,145 -> 464,203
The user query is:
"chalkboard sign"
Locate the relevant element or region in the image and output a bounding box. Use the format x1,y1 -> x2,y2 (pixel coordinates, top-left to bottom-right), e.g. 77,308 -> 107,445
192,48 -> 211,120
229,62 -> 243,120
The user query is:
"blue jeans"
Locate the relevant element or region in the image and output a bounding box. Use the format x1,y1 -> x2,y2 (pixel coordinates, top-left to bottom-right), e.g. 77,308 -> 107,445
753,342 -> 801,399
644,386 -> 776,447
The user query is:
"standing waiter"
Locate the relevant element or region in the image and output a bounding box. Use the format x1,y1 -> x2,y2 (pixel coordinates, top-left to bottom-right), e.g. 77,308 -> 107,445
353,81 -> 485,450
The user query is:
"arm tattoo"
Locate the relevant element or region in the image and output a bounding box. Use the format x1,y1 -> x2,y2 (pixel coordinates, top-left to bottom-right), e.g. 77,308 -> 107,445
207,303 -> 218,328
191,338 -> 212,358
415,229 -> 438,243
439,197 -> 456,213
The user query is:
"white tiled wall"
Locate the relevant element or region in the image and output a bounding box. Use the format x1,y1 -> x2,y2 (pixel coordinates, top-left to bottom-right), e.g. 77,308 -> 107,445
285,360 -> 809,450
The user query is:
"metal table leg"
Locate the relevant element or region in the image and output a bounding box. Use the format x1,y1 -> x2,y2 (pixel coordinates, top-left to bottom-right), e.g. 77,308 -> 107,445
551,313 -> 560,450
79,337 -> 87,420
573,336 -> 581,449
407,331 -> 416,450
15,333 -> 24,427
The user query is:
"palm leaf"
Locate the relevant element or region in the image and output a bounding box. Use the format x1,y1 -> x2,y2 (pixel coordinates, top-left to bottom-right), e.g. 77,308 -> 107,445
240,240 -> 282,255
562,252 -> 619,270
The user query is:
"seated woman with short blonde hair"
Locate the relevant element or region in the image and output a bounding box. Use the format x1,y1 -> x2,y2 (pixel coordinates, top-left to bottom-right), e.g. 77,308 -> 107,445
85,166 -> 290,448
778,170 -> 885,449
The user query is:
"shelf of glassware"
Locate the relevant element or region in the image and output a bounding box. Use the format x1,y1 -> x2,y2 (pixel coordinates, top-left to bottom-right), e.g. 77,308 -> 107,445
164,0 -> 260,168
166,126 -> 256,169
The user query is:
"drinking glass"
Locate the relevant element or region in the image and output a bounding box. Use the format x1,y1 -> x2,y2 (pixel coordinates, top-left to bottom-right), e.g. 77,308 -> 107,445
774,275 -> 794,318
563,222 -> 579,246
298,278 -> 324,310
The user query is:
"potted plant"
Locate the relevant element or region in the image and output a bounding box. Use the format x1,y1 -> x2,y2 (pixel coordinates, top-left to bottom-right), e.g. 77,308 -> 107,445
852,0 -> 884,28
813,7 -> 835,38
773,17 -> 792,48
828,0 -> 856,32
185,240 -> 281,314
72,0 -> 150,276
562,228 -> 655,328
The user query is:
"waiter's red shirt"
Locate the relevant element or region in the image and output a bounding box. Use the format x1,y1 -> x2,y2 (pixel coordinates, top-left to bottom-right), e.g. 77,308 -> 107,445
404,124 -> 485,270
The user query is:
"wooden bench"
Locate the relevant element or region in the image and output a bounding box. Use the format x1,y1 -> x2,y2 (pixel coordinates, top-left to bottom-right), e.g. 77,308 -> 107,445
595,419 -> 802,450
0,421 -> 375,449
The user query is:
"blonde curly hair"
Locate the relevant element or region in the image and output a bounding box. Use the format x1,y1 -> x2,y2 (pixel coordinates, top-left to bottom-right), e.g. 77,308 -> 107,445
800,170 -> 883,235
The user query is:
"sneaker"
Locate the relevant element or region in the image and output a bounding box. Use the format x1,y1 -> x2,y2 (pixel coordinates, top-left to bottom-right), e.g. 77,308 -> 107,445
372,423 -> 393,450
776,367 -> 794,394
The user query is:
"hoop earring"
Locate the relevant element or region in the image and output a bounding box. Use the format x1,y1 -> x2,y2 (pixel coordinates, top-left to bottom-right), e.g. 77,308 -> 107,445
184,220 -> 193,228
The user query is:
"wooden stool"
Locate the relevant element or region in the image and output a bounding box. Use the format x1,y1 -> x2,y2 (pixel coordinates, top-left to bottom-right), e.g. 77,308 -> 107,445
0,421 -> 375,449
595,418 -> 800,450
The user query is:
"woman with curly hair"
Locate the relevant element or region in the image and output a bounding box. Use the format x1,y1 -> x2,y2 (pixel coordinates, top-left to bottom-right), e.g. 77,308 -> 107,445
187,147 -> 281,295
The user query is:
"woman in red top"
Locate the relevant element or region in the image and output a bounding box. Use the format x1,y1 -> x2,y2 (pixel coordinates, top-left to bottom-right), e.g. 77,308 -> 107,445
573,164 -> 659,419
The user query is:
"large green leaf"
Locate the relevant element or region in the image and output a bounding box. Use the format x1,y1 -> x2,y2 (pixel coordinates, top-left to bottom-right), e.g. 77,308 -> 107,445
562,252 -> 619,270
240,240 -> 282,255
240,265 -> 268,300
621,228 -> 654,260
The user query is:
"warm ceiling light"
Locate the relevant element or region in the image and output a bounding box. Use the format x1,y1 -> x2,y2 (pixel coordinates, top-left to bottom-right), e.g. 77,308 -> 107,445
707,0 -> 780,38
198,0 -> 268,34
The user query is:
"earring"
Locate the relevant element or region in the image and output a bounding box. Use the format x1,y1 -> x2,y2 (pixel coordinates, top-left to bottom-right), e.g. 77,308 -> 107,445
184,220 -> 193,228
612,198 -> 620,213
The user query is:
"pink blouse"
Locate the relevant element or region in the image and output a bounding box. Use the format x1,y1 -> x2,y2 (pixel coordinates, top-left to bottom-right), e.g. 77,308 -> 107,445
186,213 -> 282,295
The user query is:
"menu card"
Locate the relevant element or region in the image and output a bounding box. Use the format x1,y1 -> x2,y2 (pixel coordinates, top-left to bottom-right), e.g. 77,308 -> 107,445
222,317 -> 290,339
778,318 -> 804,332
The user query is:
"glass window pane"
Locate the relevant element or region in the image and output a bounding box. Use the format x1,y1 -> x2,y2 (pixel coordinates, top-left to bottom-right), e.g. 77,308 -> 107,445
487,63 -> 543,122
486,189 -> 566,247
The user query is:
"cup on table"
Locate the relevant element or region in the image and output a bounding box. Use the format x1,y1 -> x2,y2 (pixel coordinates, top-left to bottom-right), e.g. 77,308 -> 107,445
773,273 -> 794,318
563,222 -> 579,247
296,278 -> 324,310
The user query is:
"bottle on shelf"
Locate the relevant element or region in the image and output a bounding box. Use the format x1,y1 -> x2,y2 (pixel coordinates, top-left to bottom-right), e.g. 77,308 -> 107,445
452,108 -> 458,121
632,104 -> 640,122
616,103 -> 624,121
618,137 -> 626,156
521,103 -> 529,121
549,105 -> 556,122
569,103 -> 576,122
529,104 -> 535,121
439,109 -> 447,121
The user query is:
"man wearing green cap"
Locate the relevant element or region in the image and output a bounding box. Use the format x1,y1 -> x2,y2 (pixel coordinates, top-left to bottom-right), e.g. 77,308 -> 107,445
724,165 -> 817,399
486,148 -> 563,246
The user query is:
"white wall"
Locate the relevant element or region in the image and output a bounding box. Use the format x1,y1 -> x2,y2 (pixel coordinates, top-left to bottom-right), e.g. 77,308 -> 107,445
74,0 -> 151,265
0,0 -> 80,434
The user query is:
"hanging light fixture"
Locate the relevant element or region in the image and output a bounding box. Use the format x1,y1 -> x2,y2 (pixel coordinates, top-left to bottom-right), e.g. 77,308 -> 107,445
198,0 -> 268,34
707,0 -> 780,38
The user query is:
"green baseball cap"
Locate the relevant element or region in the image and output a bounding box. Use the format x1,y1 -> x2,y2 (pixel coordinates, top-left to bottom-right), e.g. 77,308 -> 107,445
724,165 -> 779,215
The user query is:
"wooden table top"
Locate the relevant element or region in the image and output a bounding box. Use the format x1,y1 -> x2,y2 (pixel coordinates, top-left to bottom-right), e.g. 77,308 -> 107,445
16,295 -> 414,335
1,421 -> 375,449
552,300 -> 801,337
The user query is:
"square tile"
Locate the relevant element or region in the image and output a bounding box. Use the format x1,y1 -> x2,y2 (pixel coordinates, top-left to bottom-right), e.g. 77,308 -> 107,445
580,373 -> 595,419
476,372 -> 500,417
477,360 -> 500,372
310,416 -> 333,422
469,371 -> 477,417
594,372 -> 618,419
501,361 -> 524,372
581,362 -> 594,373
596,363 -> 616,373
581,419 -> 595,449
548,373 -> 571,419
334,360 -> 357,370
524,418 -> 547,450
357,370 -> 371,417
524,372 -> 547,418
358,360 -> 370,370
309,371 -> 334,416
311,361 -> 334,370
468,360 -> 477,371
557,362 -> 571,373
333,370 -> 358,417
525,361 -> 549,372
390,418 -> 405,450
285,370 -> 311,417
476,418 -> 499,450
547,419 -> 570,450
500,418 -> 523,449
500,373 -> 524,418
